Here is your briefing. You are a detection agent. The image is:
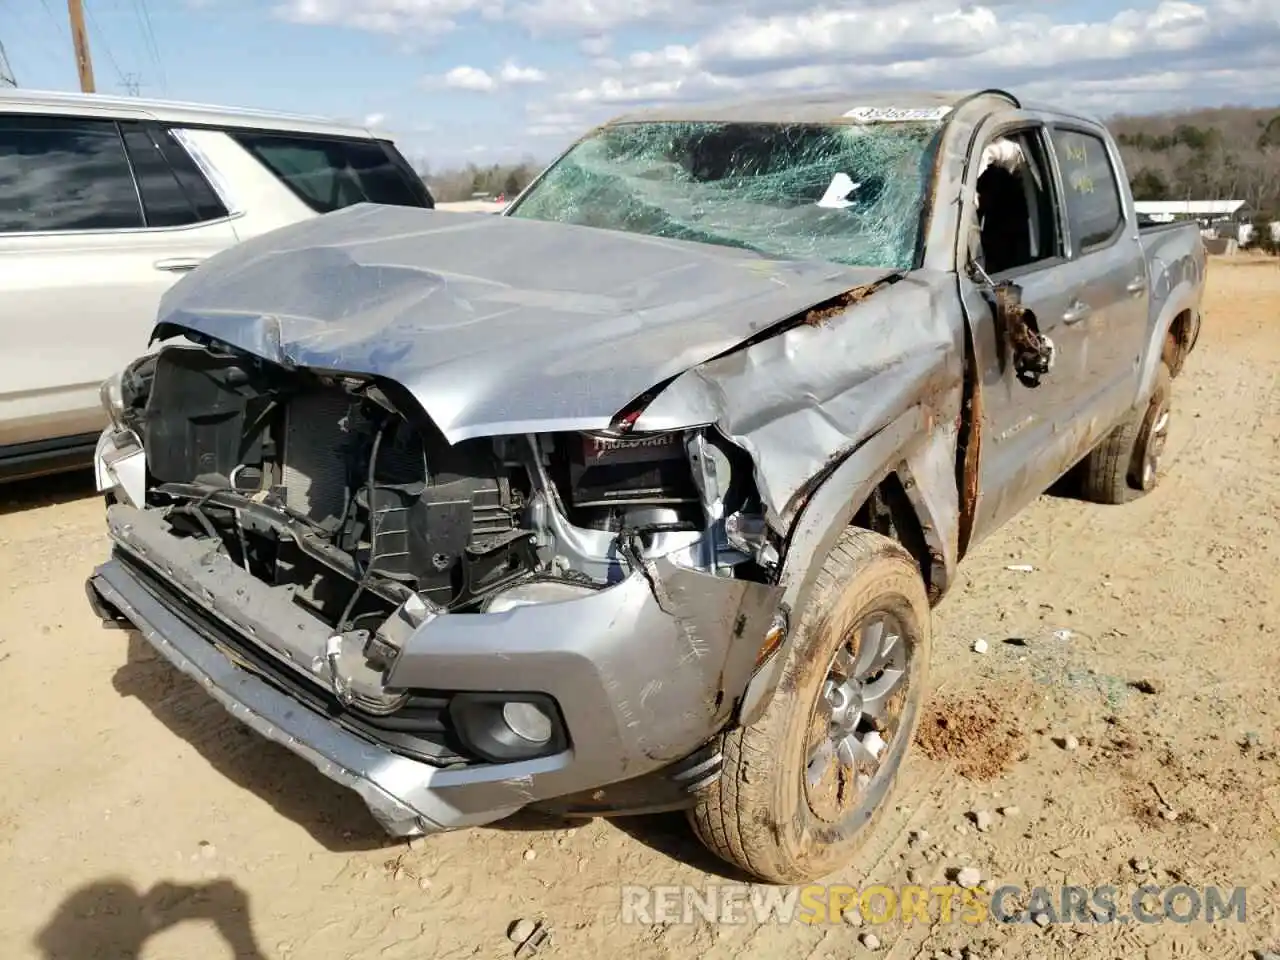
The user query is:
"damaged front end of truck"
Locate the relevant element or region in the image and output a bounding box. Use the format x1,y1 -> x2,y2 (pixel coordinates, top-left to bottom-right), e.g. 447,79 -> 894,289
86,201 -> 961,838
91,350 -> 783,830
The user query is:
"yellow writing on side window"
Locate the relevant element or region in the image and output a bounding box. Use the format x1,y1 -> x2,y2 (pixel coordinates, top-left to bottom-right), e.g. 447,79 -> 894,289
1070,172 -> 1095,194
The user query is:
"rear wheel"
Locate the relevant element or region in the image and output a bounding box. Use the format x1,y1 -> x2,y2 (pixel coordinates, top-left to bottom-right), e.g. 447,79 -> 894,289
689,528 -> 931,884
1079,361 -> 1172,504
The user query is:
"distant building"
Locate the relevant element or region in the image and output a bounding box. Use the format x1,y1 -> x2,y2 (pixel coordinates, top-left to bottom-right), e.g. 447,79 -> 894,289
1133,200 -> 1251,224
1130,200 -> 1278,246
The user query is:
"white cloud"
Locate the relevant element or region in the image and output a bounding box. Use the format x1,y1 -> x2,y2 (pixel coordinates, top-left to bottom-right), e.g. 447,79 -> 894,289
276,0 -> 1280,157
432,60 -> 547,91
510,0 -> 873,33
363,112 -> 387,127
278,0 -> 482,35
498,59 -> 547,84
524,110 -> 589,139
552,0 -> 1280,118
442,65 -> 498,91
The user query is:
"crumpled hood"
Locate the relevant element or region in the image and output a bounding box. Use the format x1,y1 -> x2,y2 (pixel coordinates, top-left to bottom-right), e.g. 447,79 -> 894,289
155,203 -> 892,441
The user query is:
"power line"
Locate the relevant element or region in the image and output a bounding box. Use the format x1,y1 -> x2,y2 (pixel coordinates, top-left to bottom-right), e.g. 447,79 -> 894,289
129,0 -> 166,92
0,0 -> 68,77
0,39 -> 16,87
38,0 -> 70,40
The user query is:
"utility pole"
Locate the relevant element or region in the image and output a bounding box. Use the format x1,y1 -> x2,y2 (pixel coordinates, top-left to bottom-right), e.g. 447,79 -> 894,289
66,0 -> 96,93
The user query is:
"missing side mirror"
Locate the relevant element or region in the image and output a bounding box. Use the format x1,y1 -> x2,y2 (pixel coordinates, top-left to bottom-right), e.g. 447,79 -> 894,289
967,260 -> 1055,389
992,281 -> 1055,389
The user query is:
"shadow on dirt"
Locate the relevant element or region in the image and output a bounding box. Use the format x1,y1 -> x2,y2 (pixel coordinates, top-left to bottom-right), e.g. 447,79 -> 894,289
34,877 -> 266,959
488,808 -> 754,881
111,631 -> 391,854
110,632 -> 753,875
606,813 -> 756,881
1044,465 -> 1084,501
0,469 -> 99,518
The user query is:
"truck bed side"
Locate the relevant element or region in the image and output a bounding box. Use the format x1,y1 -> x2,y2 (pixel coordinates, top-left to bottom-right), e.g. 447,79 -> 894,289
1135,219 -> 1207,403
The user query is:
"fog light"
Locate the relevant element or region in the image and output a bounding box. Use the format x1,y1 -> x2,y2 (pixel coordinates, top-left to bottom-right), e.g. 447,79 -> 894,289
502,701 -> 553,744
449,692 -> 568,764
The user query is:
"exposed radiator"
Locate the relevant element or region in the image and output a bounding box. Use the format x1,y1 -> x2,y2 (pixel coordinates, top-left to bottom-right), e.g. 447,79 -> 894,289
282,389 -> 429,528
282,389 -> 361,526
281,390 -> 519,588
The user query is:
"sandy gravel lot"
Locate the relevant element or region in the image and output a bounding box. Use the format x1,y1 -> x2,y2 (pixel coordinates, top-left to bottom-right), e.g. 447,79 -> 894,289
1,258 -> 1278,960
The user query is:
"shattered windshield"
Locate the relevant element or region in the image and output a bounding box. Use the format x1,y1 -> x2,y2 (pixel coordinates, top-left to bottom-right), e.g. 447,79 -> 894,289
507,120 -> 943,270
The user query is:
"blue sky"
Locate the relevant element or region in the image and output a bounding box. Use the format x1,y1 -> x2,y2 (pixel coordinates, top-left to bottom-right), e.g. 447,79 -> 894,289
3,0 -> 1278,167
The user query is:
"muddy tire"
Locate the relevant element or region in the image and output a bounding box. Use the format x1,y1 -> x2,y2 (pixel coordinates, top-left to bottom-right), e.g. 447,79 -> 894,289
1079,362 -> 1172,505
689,528 -> 931,885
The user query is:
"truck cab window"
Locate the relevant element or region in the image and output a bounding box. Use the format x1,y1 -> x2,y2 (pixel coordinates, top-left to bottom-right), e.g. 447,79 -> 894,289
974,131 -> 1060,275
1050,128 -> 1124,252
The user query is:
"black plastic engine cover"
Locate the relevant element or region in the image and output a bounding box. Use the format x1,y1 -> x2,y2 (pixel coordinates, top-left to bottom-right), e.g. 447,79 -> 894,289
339,435 -> 520,606
143,347 -> 268,486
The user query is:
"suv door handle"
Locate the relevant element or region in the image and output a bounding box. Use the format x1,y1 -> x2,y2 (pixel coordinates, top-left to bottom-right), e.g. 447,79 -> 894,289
1062,300 -> 1091,324
153,257 -> 204,272
1125,275 -> 1146,295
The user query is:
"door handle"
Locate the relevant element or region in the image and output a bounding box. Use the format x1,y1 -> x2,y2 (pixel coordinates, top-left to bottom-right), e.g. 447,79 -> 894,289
1062,300 -> 1091,325
153,257 -> 204,272
1125,275 -> 1146,295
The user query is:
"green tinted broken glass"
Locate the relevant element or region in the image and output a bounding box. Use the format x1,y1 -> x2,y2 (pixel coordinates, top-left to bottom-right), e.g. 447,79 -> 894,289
509,120 -> 943,270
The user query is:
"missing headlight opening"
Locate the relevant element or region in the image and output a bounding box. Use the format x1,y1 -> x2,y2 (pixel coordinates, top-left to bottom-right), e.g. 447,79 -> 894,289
113,344 -> 779,649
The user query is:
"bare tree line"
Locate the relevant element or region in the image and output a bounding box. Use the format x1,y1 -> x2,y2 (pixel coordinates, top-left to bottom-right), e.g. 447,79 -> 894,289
1110,105 -> 1280,215
411,158 -> 544,203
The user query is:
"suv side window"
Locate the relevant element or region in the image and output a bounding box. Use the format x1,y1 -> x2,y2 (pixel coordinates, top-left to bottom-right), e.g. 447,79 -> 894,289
1049,128 -> 1125,252
227,131 -> 433,213
0,114 -> 144,233
119,123 -> 229,227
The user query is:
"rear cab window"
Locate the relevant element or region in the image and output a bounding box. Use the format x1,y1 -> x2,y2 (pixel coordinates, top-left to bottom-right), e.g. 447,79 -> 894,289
0,114 -> 143,233
1049,127 -> 1126,253
227,131 -> 434,213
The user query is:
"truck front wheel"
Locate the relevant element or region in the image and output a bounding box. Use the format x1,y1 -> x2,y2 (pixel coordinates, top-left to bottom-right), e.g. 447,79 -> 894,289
689,528 -> 931,885
1079,361 -> 1172,504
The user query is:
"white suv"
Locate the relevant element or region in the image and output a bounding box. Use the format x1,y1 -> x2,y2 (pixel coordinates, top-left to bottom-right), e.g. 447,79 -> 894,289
0,89 -> 435,482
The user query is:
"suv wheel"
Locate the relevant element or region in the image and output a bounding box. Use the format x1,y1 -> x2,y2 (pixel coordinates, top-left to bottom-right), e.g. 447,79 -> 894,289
689,528 -> 931,884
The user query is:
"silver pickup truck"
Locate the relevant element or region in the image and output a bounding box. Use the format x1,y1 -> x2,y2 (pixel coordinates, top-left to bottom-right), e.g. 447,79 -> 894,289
86,89 -> 1205,885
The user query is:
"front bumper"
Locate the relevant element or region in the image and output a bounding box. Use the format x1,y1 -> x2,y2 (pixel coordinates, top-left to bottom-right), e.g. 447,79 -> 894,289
90,558 -> 497,835
88,501 -> 782,836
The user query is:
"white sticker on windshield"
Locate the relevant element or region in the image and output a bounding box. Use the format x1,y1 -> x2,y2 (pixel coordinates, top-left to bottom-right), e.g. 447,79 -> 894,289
842,106 -> 953,123
817,172 -> 861,209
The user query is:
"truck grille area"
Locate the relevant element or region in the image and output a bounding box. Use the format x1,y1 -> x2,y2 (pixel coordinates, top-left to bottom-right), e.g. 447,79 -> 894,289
135,345 -> 539,616
277,385 -> 534,608
114,547 -> 472,767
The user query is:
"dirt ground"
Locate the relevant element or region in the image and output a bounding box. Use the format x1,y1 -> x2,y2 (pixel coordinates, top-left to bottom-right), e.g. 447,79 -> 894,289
1,258 -> 1278,960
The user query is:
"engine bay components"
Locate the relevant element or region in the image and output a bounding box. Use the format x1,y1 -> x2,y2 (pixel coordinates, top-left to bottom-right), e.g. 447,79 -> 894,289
111,344 -> 778,638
